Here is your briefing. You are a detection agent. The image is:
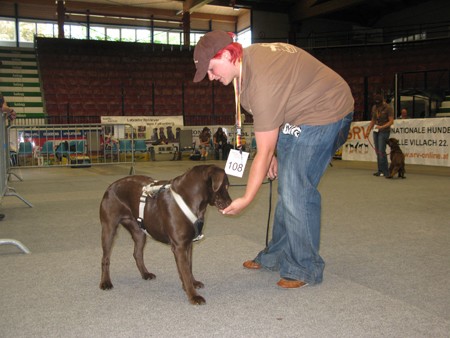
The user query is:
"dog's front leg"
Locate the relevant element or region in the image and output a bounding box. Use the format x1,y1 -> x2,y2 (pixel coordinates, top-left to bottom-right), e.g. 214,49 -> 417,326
188,244 -> 204,289
171,244 -> 205,305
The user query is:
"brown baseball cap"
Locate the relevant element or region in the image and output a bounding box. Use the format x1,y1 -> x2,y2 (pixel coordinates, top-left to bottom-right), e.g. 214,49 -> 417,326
193,31 -> 233,82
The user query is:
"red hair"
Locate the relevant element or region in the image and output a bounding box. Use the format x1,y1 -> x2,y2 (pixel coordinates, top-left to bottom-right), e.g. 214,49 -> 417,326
213,32 -> 243,64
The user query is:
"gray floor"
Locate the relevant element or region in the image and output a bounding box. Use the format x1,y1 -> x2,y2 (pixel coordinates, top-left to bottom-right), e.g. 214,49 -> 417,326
1,160 -> 449,337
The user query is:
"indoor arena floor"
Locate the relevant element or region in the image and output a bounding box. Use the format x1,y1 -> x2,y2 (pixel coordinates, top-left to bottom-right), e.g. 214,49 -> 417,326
1,159 -> 449,337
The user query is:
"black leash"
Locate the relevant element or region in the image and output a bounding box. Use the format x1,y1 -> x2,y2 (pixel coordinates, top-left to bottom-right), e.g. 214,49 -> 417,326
229,179 -> 274,247
368,135 -> 390,157
265,179 -> 273,247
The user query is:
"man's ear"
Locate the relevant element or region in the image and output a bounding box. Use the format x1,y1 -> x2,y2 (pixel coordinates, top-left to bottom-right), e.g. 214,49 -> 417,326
221,50 -> 231,61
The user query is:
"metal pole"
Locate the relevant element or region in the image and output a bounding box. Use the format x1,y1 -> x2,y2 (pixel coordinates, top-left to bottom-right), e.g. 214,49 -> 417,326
0,113 -> 31,254
394,72 -> 399,118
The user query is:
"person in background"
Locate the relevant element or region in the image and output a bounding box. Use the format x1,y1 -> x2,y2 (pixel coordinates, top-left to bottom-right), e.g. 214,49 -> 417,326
1,93 -> 16,221
158,127 -> 168,144
366,94 -> 394,177
198,127 -> 211,160
166,126 -> 176,141
400,108 -> 408,119
192,31 -> 354,288
213,127 -> 229,160
1,94 -> 16,122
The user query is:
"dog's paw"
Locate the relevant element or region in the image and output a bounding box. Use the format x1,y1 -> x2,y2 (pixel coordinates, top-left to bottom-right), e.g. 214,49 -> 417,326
193,280 -> 204,289
189,295 -> 206,305
142,272 -> 156,280
100,281 -> 114,290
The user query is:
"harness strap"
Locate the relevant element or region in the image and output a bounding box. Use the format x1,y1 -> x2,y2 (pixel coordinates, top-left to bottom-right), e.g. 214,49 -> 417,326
137,182 -> 204,241
170,187 -> 204,241
169,187 -> 197,224
137,181 -> 168,235
137,194 -> 148,234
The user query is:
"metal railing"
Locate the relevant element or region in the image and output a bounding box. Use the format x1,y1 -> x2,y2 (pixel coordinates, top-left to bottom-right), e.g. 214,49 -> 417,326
8,123 -> 142,174
1,113 -> 32,254
296,21 -> 450,50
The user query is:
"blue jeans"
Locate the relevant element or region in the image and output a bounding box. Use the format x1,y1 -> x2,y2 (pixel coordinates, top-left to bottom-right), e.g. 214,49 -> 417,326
373,129 -> 390,176
255,112 -> 353,285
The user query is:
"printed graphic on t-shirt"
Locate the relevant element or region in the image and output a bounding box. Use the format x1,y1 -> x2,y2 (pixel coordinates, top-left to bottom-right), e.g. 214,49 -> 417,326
260,43 -> 298,54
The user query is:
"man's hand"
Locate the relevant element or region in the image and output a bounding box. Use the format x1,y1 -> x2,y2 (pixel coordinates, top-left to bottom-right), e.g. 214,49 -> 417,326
267,156 -> 278,180
221,197 -> 250,215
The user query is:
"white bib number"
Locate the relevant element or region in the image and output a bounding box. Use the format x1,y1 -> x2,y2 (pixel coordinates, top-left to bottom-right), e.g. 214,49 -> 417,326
225,149 -> 249,178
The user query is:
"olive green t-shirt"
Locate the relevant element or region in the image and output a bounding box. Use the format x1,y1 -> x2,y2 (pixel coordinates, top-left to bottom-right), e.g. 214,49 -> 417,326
240,43 -> 354,132
371,102 -> 394,131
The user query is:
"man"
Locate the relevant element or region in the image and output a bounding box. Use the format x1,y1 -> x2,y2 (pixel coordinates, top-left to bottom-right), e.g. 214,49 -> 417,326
366,94 -> 394,177
1,93 -> 16,221
400,108 -> 408,119
193,31 -> 354,288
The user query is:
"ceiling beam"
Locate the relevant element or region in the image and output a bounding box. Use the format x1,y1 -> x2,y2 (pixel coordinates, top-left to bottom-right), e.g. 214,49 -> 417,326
183,0 -> 214,14
292,0 -> 368,21
209,0 -> 292,13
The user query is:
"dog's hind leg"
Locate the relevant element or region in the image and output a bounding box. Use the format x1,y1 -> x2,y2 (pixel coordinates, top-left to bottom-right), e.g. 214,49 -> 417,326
390,170 -> 398,178
100,215 -> 119,290
387,165 -> 399,179
121,218 -> 156,281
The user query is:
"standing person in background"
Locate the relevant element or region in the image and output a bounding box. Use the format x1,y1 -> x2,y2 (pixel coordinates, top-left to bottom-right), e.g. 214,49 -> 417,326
366,94 -> 394,177
1,94 -> 16,121
213,127 -> 229,160
192,31 -> 354,288
198,127 -> 211,160
1,93 -> 16,221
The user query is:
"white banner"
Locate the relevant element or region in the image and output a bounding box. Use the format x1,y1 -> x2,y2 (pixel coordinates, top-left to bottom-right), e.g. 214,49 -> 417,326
100,115 -> 184,140
342,118 -> 450,167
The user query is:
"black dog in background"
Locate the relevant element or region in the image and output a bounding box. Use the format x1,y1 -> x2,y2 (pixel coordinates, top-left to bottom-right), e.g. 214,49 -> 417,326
387,138 -> 406,179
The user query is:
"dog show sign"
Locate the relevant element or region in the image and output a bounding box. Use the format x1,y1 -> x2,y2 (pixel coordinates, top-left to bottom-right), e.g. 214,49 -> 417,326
100,115 -> 184,139
343,117 -> 450,167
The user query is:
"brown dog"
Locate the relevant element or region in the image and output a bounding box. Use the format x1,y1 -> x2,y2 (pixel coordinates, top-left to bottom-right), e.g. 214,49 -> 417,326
99,164 -> 232,305
387,138 -> 406,179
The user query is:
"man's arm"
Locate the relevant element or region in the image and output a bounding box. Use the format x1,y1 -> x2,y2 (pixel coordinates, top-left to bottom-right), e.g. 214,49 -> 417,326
222,128 -> 278,215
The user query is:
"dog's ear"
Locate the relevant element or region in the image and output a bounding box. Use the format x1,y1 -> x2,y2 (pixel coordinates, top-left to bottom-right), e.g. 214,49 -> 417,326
207,166 -> 228,192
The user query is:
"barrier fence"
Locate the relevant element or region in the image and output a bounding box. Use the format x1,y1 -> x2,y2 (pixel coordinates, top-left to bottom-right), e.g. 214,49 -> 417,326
1,113 -> 31,254
8,123 -> 143,173
7,123 -> 257,172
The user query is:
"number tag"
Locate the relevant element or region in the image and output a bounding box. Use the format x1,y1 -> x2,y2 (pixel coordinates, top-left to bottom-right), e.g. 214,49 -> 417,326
225,149 -> 249,178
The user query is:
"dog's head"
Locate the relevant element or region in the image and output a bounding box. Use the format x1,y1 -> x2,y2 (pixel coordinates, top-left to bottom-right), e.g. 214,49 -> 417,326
387,138 -> 400,148
171,165 -> 232,211
205,165 -> 232,210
